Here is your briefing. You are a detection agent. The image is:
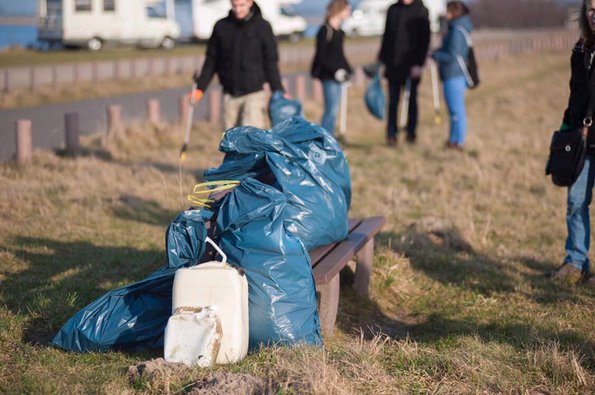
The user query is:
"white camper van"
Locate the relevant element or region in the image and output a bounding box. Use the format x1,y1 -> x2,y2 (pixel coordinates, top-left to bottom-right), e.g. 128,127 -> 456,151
38,0 -> 181,50
343,0 -> 446,36
174,0 -> 307,42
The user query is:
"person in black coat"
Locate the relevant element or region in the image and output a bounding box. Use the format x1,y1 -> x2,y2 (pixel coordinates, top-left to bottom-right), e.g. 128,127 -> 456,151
379,0 -> 430,146
310,0 -> 353,136
192,0 -> 284,129
547,0 -> 595,287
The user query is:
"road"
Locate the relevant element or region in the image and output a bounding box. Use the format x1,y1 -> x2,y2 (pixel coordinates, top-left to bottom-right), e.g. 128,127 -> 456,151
0,70 -> 315,162
0,85 -> 213,161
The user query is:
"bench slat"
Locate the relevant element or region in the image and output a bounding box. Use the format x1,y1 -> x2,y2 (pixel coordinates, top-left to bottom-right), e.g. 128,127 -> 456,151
312,216 -> 386,284
309,219 -> 361,265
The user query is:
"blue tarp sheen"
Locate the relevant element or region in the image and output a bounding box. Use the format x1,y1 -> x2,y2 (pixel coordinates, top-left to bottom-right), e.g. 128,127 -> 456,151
206,116 -> 352,250
215,178 -> 322,349
51,210 -> 210,352
365,72 -> 385,120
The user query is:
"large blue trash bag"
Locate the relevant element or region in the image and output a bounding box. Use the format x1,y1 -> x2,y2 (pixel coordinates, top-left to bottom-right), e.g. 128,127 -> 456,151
214,178 -> 322,350
269,90 -> 303,126
365,72 -> 385,120
51,210 -> 211,352
205,116 -> 351,250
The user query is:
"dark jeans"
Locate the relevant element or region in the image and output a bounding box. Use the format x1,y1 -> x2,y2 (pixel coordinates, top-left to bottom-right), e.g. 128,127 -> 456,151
387,78 -> 419,139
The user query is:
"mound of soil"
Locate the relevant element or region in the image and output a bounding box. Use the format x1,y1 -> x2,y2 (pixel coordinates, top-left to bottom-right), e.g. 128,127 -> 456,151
128,358 -> 266,394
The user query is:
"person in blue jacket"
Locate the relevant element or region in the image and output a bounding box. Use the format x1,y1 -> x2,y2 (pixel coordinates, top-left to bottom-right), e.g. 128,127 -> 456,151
431,1 -> 473,149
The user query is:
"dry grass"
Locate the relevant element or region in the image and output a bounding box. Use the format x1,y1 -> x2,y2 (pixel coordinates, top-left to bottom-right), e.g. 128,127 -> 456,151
0,49 -> 594,393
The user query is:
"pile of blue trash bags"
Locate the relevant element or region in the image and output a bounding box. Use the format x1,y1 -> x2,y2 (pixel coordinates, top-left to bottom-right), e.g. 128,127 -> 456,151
51,116 -> 351,353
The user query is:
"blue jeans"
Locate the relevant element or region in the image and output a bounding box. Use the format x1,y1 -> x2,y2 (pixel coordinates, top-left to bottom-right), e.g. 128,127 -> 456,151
321,80 -> 341,135
443,76 -> 468,145
387,78 -> 419,139
565,155 -> 595,273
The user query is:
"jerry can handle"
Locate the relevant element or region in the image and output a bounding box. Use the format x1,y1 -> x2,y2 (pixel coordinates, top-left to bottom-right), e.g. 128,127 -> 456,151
205,236 -> 227,265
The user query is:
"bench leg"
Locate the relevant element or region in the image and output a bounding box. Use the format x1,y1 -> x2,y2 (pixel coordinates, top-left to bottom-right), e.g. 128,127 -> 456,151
316,274 -> 340,338
353,238 -> 374,297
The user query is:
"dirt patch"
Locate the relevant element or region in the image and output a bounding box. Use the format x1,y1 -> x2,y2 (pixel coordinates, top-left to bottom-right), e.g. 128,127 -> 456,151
409,216 -> 473,252
188,372 -> 266,395
128,359 -> 266,394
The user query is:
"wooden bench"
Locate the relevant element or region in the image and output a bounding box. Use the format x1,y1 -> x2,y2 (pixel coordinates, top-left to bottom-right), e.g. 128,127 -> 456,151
310,217 -> 386,337
203,216 -> 386,338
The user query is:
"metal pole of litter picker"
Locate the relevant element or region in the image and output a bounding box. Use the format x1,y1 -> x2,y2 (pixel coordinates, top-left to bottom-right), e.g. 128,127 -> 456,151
339,81 -> 349,138
399,78 -> 412,130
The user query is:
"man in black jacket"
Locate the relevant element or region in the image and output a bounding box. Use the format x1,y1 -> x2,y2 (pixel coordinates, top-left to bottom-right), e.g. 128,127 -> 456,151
192,0 -> 284,129
379,0 -> 430,146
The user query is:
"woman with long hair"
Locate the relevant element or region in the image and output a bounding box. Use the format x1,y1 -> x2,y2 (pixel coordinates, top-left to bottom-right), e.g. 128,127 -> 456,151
310,0 -> 352,136
431,1 -> 473,149
547,0 -> 595,285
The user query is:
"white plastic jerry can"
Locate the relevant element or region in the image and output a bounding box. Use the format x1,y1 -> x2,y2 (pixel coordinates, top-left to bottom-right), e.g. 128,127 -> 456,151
172,237 -> 249,364
163,306 -> 222,368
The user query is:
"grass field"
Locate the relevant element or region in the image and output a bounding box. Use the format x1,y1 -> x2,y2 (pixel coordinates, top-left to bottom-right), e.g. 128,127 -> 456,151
0,49 -> 594,393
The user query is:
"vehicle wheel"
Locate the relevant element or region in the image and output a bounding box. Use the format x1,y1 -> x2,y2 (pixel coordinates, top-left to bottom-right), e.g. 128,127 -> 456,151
87,37 -> 103,51
161,36 -> 175,50
288,32 -> 301,43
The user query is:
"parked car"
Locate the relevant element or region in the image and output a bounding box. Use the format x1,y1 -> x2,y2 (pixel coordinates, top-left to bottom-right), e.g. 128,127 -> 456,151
38,0 -> 181,51
343,0 -> 446,37
174,0 -> 307,42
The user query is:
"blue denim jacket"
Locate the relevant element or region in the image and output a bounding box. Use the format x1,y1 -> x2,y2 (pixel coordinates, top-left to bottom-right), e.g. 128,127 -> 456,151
432,15 -> 474,81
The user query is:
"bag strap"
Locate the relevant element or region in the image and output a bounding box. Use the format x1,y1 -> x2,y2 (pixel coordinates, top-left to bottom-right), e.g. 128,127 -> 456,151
584,51 -> 595,129
454,26 -> 474,87
455,26 -> 472,47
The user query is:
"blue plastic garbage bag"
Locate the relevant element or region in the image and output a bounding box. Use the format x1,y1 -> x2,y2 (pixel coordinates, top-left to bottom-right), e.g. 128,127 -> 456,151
51,210 -> 210,352
365,73 -> 385,120
205,116 -> 351,250
269,90 -> 303,126
215,178 -> 322,350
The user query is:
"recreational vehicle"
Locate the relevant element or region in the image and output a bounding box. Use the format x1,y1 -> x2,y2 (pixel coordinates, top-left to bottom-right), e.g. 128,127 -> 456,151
174,0 -> 307,42
343,0 -> 446,36
38,0 -> 181,50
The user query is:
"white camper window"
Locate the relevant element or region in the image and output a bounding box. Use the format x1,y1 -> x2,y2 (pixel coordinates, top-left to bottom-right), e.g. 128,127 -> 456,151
146,1 -> 167,18
75,0 -> 92,12
104,0 -> 115,12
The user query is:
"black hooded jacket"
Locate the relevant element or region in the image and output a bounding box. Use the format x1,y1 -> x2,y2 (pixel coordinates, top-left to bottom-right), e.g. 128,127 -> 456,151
563,41 -> 595,154
193,2 -> 284,96
379,0 -> 431,84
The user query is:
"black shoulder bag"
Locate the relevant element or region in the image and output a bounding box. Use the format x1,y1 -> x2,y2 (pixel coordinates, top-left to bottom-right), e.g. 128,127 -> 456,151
546,61 -> 595,187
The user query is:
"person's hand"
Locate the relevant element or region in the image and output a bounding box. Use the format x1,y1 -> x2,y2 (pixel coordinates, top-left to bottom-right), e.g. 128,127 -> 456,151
186,89 -> 203,103
334,69 -> 349,82
410,65 -> 422,79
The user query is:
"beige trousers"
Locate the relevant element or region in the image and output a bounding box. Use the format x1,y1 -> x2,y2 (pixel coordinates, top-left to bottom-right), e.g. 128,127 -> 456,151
223,90 -> 268,130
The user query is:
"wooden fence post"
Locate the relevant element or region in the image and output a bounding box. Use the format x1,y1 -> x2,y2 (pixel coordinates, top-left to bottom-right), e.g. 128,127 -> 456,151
107,105 -> 123,138
64,112 -> 81,156
208,90 -> 222,125
313,79 -> 323,102
15,120 -> 32,165
147,99 -> 161,125
295,74 -> 307,102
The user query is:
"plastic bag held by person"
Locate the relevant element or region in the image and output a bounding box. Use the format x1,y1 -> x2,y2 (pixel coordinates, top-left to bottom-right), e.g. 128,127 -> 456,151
269,91 -> 303,126
51,210 -> 211,352
214,178 -> 322,350
365,72 -> 385,120
205,116 -> 351,250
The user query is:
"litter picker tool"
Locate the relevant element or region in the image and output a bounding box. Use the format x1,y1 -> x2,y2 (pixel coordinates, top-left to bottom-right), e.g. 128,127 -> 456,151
339,81 -> 350,139
399,78 -> 412,130
179,83 -> 197,162
430,61 -> 442,125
